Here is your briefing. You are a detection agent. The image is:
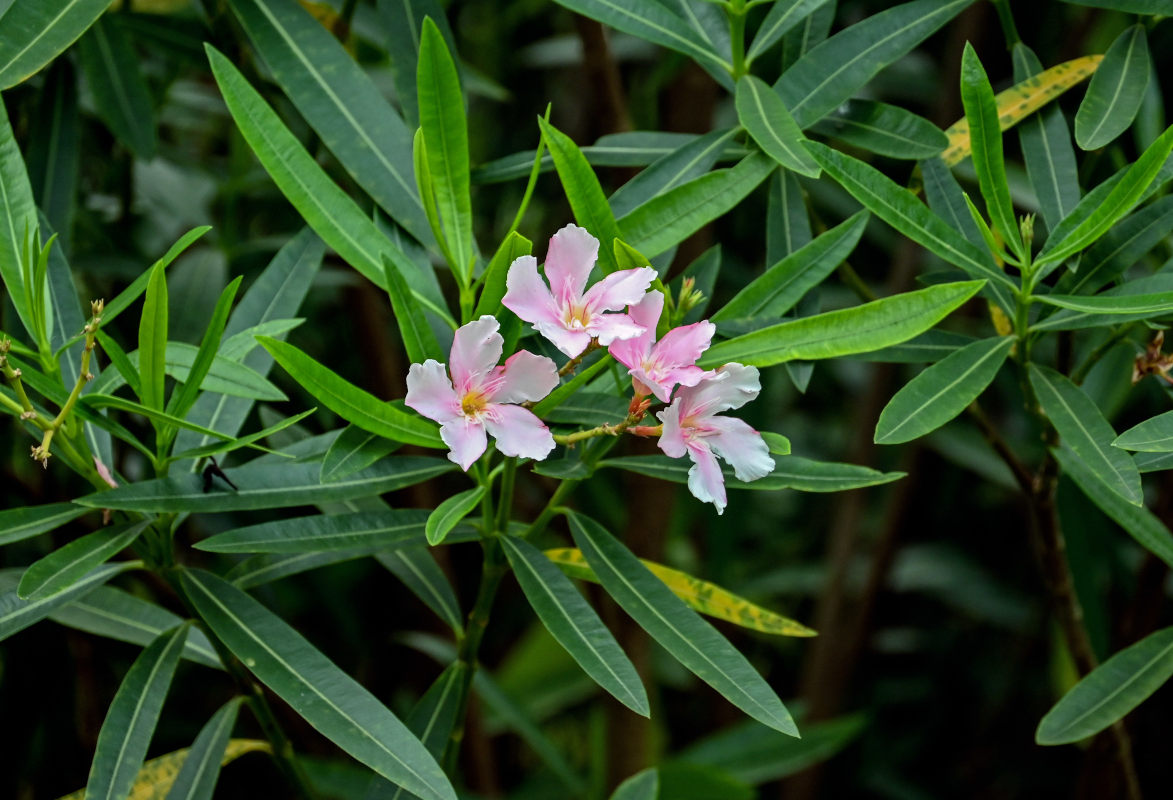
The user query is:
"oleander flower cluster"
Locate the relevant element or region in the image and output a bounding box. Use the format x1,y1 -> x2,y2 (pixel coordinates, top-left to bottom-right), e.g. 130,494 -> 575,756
405,224 -> 775,513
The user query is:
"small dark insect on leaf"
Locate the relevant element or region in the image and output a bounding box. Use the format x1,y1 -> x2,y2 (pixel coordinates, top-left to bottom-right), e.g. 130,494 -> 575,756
202,457 -> 238,493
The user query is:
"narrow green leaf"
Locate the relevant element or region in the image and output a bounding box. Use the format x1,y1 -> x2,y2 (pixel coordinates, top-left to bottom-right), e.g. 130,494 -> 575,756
736,75 -> 819,177
85,625 -> 189,800
1030,365 -> 1141,505
0,96 -> 39,339
1032,274 -> 1173,331
811,99 -> 947,160
78,15 -> 156,158
610,128 -> 739,219
746,0 -> 831,65
167,277 -> 242,422
97,227 -> 212,329
875,336 -> 1014,445
260,336 -> 442,448
537,117 -> 622,273
1075,25 -> 1150,151
701,281 -> 983,368
228,550 -> 378,590
27,60 -> 80,248
91,343 -> 287,403
1057,195 -> 1173,296
775,0 -> 975,128
0,502 -> 88,547
180,568 -> 457,800
79,394 -> 259,450
1034,293 -> 1173,316
602,454 -> 904,493
610,768 -> 659,800
0,562 -> 138,642
1055,447 -> 1173,569
204,46 -> 450,322
170,409 -> 315,463
376,548 -> 464,633
779,0 -> 835,73
227,0 -> 432,246
1012,44 -> 1081,235
807,142 -> 1016,307
198,510 -> 431,554
1037,626 -> 1173,745
383,255 -> 443,364
218,319 -> 304,363
1114,411 -> 1173,454
0,0 -> 112,89
920,156 -> 985,248
502,536 -> 649,716
426,486 -> 485,545
139,263 -> 169,413
474,231 -> 532,320
76,459 -> 454,513
18,520 -> 149,600
376,0 -> 459,130
320,424 -> 400,483
167,697 -> 244,800
618,152 -> 775,258
1035,124 -> 1173,270
418,17 -> 473,277
568,512 -> 797,736
960,43 -> 1021,259
713,211 -> 867,323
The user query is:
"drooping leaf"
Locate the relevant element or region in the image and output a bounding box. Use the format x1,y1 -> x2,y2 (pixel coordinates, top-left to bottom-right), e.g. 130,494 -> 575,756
426,486 -> 485,545
1075,24 -> 1150,151
735,75 -> 818,177
260,336 -> 442,448
0,0 -> 112,89
75,459 -> 454,513
502,536 -> 649,715
18,520 -> 149,600
701,281 -> 983,368
811,99 -> 947,160
874,337 -> 1014,445
180,568 -> 457,800
1033,293 -> 1173,317
567,512 -> 798,736
1029,365 -> 1141,506
85,625 -> 189,800
1037,626 -> 1173,745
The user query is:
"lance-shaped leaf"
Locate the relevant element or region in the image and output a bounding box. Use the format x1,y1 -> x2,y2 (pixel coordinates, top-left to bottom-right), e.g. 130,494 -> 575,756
746,0 -> 831,65
807,142 -> 1016,308
875,337 -> 1014,445
0,562 -> 138,642
474,231 -> 532,319
502,536 -> 649,715
812,99 -> 947,160
1030,365 -> 1141,506
170,409 -> 316,463
714,211 -> 867,324
0,502 -> 88,547
537,117 -> 622,273
227,0 -> 431,246
1054,447 -> 1173,570
960,43 -> 1021,260
1115,412 -> 1173,453
1075,25 -> 1150,151
701,281 -> 983,368
603,454 -> 903,493
78,15 -> 157,159
775,0 -> 975,129
736,75 -> 818,178
383,255 -> 443,365
204,46 -> 449,323
320,425 -> 400,483
0,0 -> 112,89
418,17 -> 473,277
1033,293 -> 1173,317
1037,626 -> 1173,745
618,153 -> 776,258
167,697 -> 244,800
0,97 -> 39,340
139,263 -> 169,413
610,129 -> 739,218
90,343 -> 287,402
85,625 -> 189,800
544,547 -> 814,637
260,336 -> 442,448
610,768 -> 659,800
568,512 -> 798,735
75,459 -> 454,513
426,486 -> 485,545
179,568 -> 457,800
166,277 -> 242,424
1012,44 -> 1080,235
198,510 -> 435,554
767,167 -> 812,262
1057,195 -> 1173,296
1035,124 -> 1173,270
96,227 -> 211,328
28,60 -> 79,250
18,520 -> 149,600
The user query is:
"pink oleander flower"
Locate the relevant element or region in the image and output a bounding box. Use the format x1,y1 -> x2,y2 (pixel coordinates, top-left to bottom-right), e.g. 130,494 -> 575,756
657,364 -> 775,515
608,290 -> 715,403
503,223 -> 656,357
406,316 -> 558,471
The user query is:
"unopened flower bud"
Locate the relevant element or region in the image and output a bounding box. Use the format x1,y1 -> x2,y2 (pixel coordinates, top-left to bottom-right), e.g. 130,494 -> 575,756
1020,214 -> 1035,252
677,277 -> 706,315
91,299 -> 104,318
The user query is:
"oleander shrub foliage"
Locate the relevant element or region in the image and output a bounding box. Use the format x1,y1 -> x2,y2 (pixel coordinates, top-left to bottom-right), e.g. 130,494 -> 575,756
2,0 -> 1173,797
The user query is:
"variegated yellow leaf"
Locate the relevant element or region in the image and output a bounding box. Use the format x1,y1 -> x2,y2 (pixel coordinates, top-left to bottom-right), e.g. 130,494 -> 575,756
544,548 -> 816,637
57,739 -> 271,800
942,55 -> 1103,166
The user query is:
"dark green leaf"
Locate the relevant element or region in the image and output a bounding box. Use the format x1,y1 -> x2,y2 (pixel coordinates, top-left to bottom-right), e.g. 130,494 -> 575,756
0,0 -> 112,90
0,96 -> 39,339
383,255 -> 443,365
747,0 -> 831,65
602,454 -> 904,493
736,75 -> 818,177
18,520 -> 149,600
610,768 -> 659,800
0,502 -> 88,547
321,425 -> 401,483
812,99 -> 947,160
78,15 -> 156,158
197,510 -> 433,554
167,697 -> 244,800
0,562 -> 137,642
426,486 -> 484,545
1075,25 -> 1150,151
376,548 -> 464,633
610,129 -> 739,218
1114,411 -> 1173,453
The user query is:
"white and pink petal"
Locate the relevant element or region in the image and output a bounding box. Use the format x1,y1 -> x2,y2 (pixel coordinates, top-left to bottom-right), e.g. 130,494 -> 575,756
706,416 -> 775,482
405,360 -> 462,424
544,224 -> 598,305
503,256 -> 562,330
440,417 -> 489,471
484,404 -> 556,462
493,350 -> 559,404
448,315 -> 503,393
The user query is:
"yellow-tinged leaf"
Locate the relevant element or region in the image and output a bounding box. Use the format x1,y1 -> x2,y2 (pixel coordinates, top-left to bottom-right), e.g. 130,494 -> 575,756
942,56 -> 1103,166
989,301 -> 1014,336
544,548 -> 816,637
56,739 -> 271,800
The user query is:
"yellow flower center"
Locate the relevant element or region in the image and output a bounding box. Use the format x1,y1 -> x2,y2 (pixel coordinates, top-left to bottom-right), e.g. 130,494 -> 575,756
461,390 -> 489,417
563,304 -> 591,329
